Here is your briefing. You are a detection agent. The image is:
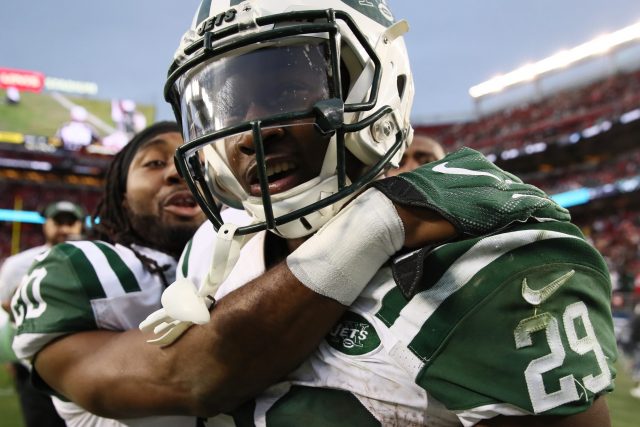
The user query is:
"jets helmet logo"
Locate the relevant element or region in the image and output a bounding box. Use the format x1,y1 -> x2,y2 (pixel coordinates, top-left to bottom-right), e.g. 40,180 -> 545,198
340,0 -> 395,26
327,311 -> 381,355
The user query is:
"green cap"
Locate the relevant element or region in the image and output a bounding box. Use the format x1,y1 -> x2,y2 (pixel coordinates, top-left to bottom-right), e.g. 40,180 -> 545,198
43,200 -> 85,221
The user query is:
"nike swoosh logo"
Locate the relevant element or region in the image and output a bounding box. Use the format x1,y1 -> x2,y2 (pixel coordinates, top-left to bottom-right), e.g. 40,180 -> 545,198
521,270 -> 575,306
432,162 -> 503,182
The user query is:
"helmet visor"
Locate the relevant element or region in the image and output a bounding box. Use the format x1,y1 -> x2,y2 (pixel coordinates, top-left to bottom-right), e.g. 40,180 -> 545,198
175,39 -> 334,142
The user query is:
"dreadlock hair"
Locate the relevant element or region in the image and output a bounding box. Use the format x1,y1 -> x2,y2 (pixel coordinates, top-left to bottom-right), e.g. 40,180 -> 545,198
92,121 -> 181,285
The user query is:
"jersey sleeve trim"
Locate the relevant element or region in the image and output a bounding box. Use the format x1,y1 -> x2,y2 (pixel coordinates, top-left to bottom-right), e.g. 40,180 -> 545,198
179,238 -> 194,278
56,243 -> 106,300
94,242 -> 141,293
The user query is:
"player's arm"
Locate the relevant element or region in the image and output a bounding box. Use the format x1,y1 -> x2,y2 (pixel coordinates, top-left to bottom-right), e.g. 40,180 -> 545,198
150,193 -> 455,416
136,148 -> 572,415
476,396 -> 611,427
153,161 -> 558,415
34,328 -> 201,418
28,196 -> 449,419
31,262 -> 347,417
11,244 -> 199,418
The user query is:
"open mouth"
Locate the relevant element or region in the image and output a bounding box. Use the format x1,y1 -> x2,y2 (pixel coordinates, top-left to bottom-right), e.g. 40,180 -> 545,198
166,192 -> 197,207
249,160 -> 300,195
163,191 -> 201,217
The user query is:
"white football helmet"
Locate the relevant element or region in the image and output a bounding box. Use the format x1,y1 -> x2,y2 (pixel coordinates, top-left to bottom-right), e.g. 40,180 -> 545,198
167,0 -> 414,238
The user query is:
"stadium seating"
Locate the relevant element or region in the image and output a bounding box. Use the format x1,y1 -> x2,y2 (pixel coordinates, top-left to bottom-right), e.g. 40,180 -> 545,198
416,67 -> 640,305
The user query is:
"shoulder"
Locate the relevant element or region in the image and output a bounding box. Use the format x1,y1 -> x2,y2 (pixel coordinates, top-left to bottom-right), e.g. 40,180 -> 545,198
177,221 -> 216,281
383,221 -> 616,419
11,240 -> 149,359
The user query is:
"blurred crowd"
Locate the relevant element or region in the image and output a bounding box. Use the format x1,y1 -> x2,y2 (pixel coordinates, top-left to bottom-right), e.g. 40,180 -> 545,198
423,68 -> 640,153
580,210 -> 640,295
525,147 -> 640,194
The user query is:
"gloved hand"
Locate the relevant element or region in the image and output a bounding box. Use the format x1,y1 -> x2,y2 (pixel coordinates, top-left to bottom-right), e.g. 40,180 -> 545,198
373,147 -> 570,237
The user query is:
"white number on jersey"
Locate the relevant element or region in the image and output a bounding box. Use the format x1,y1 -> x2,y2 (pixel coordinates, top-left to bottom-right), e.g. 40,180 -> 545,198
13,267 -> 48,327
514,303 -> 611,413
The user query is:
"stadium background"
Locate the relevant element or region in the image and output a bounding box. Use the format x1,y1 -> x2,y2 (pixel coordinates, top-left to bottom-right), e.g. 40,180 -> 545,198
1,19 -> 640,427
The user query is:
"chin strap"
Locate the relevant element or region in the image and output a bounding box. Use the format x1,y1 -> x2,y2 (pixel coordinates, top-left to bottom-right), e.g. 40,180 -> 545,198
139,223 -> 246,346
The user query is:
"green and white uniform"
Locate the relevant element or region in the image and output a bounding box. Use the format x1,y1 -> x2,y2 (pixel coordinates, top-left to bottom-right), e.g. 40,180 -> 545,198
180,148 -> 617,426
11,241 -> 199,427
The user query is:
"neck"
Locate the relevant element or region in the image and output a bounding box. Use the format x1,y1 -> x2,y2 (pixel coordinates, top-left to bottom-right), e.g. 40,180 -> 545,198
264,232 -> 310,268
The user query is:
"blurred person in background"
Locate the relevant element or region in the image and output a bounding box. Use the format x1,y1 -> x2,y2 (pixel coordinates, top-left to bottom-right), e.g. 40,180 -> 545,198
0,199 -> 85,427
11,121 -> 206,427
0,200 -> 85,312
5,86 -> 21,105
386,133 -> 445,176
56,105 -> 100,151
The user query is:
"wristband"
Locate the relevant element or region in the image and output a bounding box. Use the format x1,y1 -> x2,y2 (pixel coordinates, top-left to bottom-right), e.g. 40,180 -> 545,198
287,188 -> 404,305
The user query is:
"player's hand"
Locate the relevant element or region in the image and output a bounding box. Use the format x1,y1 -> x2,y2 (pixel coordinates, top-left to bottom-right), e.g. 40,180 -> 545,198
393,203 -> 457,248
373,147 -> 569,239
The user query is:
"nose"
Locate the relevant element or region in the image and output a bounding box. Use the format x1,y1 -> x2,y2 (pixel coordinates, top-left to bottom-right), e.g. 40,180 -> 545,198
164,159 -> 183,184
58,224 -> 75,235
236,125 -> 286,156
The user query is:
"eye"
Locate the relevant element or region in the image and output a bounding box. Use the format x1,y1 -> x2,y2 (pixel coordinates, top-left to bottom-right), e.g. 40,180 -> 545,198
143,159 -> 167,169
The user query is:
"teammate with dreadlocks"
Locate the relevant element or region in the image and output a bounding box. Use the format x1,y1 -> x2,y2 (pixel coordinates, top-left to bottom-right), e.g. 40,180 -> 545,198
91,121 -> 202,285
11,121 -> 205,427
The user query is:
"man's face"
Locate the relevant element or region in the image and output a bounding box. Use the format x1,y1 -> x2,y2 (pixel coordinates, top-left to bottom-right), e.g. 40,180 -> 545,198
124,131 -> 206,253
209,43 -> 335,197
387,136 -> 445,177
224,123 -> 331,197
43,213 -> 83,245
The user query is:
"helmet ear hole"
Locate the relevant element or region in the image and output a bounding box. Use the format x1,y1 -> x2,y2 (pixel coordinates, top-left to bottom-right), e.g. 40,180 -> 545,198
397,74 -> 407,99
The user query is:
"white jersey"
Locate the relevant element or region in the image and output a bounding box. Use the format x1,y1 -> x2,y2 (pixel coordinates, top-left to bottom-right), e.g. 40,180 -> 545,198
181,222 -> 456,426
12,241 -> 199,427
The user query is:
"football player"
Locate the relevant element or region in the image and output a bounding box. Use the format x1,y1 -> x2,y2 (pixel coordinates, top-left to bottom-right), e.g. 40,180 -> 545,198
11,122 -> 206,426
139,1 -> 617,426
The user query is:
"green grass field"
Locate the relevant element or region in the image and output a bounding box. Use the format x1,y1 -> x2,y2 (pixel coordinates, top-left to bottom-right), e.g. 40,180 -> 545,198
0,358 -> 638,427
0,89 -> 156,138
0,365 -> 24,427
